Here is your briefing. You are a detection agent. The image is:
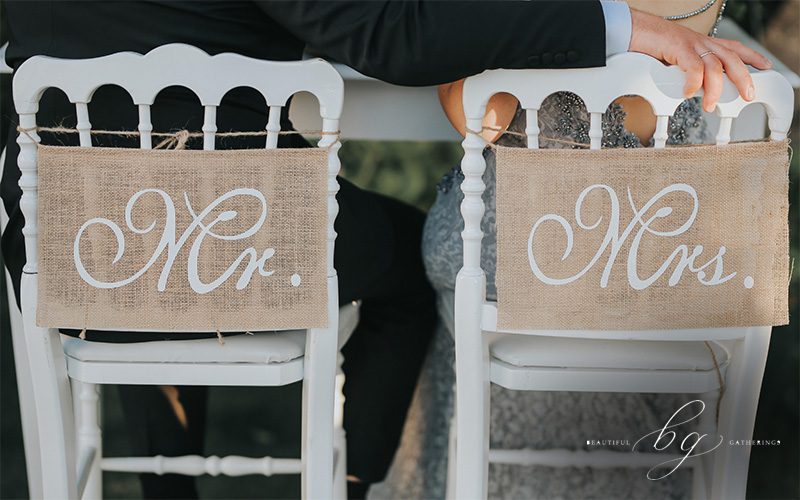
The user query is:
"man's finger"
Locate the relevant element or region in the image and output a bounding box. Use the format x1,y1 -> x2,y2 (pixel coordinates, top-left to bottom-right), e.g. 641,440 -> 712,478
715,38 -> 772,70
678,51 -> 704,98
709,45 -> 755,101
701,52 -> 724,112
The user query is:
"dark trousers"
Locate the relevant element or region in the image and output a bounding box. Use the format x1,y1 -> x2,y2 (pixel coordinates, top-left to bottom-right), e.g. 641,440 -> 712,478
1,86 -> 436,496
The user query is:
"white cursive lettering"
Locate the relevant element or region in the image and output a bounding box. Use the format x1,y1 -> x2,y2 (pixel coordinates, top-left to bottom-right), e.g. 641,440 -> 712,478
527,184 -> 737,289
73,188 -> 276,294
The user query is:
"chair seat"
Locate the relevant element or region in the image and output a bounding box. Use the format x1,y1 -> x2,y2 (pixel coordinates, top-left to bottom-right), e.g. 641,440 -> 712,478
63,302 -> 360,366
489,334 -> 728,372
63,330 -> 307,365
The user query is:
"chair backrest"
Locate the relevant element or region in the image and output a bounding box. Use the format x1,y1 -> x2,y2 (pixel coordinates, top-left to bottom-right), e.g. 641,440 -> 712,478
13,43 -> 345,331
460,52 -> 794,341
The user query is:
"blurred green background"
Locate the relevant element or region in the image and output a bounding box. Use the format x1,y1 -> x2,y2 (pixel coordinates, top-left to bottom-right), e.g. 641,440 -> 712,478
2,0 -> 798,498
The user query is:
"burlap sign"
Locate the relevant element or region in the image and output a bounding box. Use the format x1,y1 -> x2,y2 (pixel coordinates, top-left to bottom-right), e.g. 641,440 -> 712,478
37,145 -> 329,332
495,140 -> 790,331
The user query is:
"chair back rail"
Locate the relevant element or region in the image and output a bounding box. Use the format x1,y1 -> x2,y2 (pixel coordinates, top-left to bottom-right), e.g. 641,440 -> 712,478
14,43 -> 344,279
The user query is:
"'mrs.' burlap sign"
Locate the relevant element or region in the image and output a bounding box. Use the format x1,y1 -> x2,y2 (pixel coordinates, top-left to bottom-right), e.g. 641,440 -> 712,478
37,145 -> 329,331
495,140 -> 790,331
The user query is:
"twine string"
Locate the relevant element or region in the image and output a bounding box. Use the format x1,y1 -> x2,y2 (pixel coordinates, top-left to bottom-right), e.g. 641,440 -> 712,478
703,340 -> 725,428
465,126 -> 592,149
154,129 -> 191,150
16,125 -> 340,150
21,124 -> 587,149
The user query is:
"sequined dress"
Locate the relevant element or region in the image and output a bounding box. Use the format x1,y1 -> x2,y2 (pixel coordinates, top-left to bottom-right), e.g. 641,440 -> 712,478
371,95 -> 710,500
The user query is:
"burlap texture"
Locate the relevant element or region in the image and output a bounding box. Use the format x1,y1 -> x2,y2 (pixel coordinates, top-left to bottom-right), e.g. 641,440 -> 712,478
37,145 -> 329,332
495,140 -> 790,330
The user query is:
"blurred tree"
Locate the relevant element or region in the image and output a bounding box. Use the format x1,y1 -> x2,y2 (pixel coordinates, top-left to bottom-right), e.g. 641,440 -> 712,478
338,139 -> 461,211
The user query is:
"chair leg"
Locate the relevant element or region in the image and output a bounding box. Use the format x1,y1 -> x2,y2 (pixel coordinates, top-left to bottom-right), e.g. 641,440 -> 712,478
20,272 -> 78,498
301,277 -> 338,500
2,150 -> 44,498
332,368 -> 347,500
6,269 -> 44,500
74,381 -> 102,500
710,328 -> 771,500
454,273 -> 490,500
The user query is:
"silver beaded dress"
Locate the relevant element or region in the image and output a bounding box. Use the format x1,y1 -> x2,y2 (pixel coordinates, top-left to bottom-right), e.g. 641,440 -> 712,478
371,93 -> 713,500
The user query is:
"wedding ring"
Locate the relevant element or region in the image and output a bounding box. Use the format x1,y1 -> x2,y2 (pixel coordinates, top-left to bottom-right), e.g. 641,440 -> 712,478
698,50 -> 716,59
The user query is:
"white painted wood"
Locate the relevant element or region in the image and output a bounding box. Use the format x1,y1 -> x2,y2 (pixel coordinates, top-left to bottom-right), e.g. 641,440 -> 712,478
451,52 -> 794,500
202,105 -> 217,150
102,455 -> 302,476
17,110 -> 81,499
332,381 -> 347,500
653,115 -> 669,149
63,330 -> 307,364
320,117 -> 342,275
76,103 -> 92,147
332,307 -> 357,500
302,277 -> 339,500
62,309 -> 356,387
716,116 -> 733,145
137,104 -> 152,149
462,53 -> 794,126
454,114 -> 490,500
14,45 -> 343,119
74,381 -> 102,500
265,105 -> 281,149
0,147 -> 44,500
489,335 -> 731,372
589,112 -> 602,149
489,449 -> 689,468
524,109 -> 539,149
17,113 -> 38,273
12,44 -> 349,499
76,446 -> 97,499
300,113 -> 341,498
490,359 -> 726,393
19,277 -> 78,498
66,356 -> 306,387
710,328 -> 772,499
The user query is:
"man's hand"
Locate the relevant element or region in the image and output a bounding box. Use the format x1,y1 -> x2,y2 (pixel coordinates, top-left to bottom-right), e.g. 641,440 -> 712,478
629,9 -> 772,112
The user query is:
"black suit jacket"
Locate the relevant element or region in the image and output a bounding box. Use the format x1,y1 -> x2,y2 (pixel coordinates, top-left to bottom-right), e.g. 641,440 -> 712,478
3,1 -> 606,82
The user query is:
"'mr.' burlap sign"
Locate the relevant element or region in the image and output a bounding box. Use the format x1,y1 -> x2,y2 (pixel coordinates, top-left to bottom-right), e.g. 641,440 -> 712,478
495,140 -> 790,331
37,145 -> 329,332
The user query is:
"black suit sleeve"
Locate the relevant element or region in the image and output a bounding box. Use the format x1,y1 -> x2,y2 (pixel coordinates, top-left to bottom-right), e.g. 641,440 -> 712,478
256,1 -> 606,86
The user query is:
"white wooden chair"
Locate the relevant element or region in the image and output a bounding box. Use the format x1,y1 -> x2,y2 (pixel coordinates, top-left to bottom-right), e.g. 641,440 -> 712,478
13,43 -> 357,500
1,147 -> 46,500
3,42 -> 45,500
449,52 -> 794,500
